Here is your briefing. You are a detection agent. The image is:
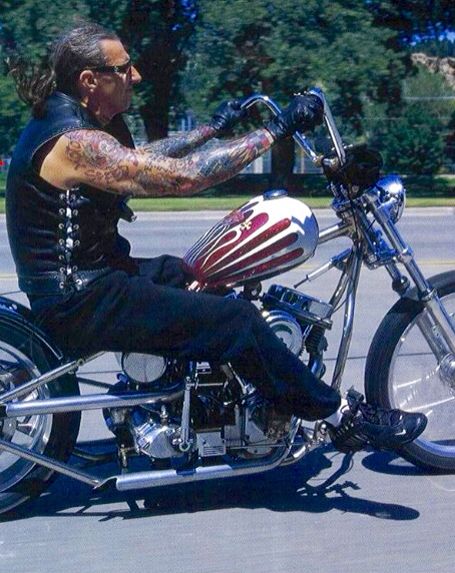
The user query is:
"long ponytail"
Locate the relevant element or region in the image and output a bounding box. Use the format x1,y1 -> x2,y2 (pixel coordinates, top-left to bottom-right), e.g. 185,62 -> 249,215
7,56 -> 56,118
7,22 -> 119,118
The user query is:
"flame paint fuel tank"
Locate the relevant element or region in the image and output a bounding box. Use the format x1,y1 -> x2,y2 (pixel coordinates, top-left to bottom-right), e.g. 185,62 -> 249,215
183,190 -> 319,288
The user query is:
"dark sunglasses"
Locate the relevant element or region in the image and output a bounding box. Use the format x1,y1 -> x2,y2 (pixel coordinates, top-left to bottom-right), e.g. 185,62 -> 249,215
89,60 -> 132,75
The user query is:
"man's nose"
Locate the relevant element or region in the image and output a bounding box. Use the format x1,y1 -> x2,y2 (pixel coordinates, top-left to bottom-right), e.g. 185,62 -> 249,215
130,65 -> 142,84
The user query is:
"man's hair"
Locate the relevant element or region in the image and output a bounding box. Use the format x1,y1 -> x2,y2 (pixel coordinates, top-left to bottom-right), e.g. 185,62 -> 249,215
8,22 -> 119,117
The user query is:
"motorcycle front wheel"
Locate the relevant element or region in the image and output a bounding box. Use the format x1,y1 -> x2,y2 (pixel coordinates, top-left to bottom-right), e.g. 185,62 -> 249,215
365,271 -> 455,472
0,318 -> 81,514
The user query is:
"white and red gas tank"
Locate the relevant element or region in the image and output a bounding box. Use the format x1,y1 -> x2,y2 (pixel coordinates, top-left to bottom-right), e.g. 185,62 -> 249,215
183,190 -> 319,288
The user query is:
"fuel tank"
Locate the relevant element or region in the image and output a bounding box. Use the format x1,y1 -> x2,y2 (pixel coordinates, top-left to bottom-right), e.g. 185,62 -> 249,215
183,190 -> 319,288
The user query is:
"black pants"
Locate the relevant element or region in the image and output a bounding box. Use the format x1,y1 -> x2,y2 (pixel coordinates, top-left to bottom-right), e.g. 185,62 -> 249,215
30,256 -> 341,421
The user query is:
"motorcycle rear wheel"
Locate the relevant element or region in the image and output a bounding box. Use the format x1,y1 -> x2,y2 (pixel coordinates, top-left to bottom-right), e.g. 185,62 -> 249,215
0,319 -> 80,514
365,271 -> 455,471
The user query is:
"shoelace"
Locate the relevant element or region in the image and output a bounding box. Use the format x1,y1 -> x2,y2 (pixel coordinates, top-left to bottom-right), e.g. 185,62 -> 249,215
358,402 -> 402,426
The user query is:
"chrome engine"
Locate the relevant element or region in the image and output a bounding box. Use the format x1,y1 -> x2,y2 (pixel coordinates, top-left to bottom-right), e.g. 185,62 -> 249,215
104,284 -> 331,466
104,389 -> 280,462
104,363 -> 286,463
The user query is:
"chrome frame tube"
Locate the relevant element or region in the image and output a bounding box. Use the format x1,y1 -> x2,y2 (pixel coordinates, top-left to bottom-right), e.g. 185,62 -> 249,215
179,378 -> 192,447
3,389 -> 184,418
423,295 -> 455,356
416,311 -> 451,362
317,221 -> 351,245
368,199 -> 430,293
328,248 -> 355,310
0,352 -> 104,403
294,248 -> 352,288
0,438 -> 101,487
331,247 -> 363,391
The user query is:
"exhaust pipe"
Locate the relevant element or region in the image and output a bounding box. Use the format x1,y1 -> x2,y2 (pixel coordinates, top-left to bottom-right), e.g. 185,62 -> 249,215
102,445 -> 290,492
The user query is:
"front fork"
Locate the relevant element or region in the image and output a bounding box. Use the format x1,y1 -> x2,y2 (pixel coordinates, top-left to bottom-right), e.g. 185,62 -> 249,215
368,198 -> 455,362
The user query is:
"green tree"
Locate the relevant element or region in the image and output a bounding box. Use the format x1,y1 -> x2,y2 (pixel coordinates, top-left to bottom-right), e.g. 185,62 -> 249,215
377,103 -> 445,174
184,0 -> 410,183
366,66 -> 454,174
0,0 -> 198,153
368,1 -> 455,42
0,1 -> 90,154
0,75 -> 28,154
91,0 -> 198,140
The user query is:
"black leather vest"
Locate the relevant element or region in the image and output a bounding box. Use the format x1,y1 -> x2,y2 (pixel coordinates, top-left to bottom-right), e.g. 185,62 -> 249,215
6,92 -> 136,295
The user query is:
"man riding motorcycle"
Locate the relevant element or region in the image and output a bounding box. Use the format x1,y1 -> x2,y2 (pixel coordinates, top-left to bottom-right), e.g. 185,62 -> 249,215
6,22 -> 427,453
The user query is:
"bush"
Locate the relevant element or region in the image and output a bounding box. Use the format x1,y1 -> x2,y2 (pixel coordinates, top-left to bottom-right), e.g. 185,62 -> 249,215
378,103 -> 445,175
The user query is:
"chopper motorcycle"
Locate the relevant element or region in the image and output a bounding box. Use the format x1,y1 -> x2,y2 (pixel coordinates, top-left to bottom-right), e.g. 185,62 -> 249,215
0,88 -> 454,514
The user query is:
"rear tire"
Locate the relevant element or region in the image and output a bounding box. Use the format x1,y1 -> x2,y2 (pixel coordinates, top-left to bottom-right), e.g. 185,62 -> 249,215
365,271 -> 455,471
0,318 -> 80,514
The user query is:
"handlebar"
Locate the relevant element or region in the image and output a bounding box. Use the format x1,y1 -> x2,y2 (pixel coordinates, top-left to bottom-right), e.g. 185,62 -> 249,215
239,88 -> 346,167
239,94 -> 320,163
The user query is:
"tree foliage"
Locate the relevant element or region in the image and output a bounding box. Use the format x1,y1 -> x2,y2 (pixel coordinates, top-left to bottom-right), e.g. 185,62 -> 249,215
91,0 -> 198,140
0,1 -> 90,153
183,0 -> 412,181
368,1 -> 455,42
0,0 -> 454,178
0,0 -> 198,151
365,67 -> 453,174
378,103 -> 445,174
185,0 -> 409,131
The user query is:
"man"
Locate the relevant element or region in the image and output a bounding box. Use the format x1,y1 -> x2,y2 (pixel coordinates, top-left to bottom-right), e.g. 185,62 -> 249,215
6,22 -> 426,452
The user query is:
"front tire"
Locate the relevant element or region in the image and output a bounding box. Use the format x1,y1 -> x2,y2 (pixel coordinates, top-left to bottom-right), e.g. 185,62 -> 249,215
365,271 -> 455,471
0,318 -> 81,514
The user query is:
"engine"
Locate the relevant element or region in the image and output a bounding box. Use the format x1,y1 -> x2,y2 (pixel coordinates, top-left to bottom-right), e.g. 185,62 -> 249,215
103,361 -> 286,464
104,283 -> 332,466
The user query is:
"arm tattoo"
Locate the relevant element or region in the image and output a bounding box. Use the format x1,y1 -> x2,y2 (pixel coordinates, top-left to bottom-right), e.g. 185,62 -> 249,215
64,130 -> 139,192
64,128 -> 273,197
143,125 -> 217,158
135,129 -> 273,196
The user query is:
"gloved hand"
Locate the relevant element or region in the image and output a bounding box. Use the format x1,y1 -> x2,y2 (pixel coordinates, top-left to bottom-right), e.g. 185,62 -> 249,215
265,93 -> 324,141
209,99 -> 247,133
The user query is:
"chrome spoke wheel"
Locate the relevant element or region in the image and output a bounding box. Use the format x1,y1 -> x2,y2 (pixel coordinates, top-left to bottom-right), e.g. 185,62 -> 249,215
365,271 -> 455,471
388,294 -> 455,457
0,316 -> 80,514
0,342 -> 52,493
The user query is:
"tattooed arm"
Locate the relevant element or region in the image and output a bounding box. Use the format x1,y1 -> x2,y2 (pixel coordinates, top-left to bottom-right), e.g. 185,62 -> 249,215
40,127 -> 273,197
143,125 -> 219,158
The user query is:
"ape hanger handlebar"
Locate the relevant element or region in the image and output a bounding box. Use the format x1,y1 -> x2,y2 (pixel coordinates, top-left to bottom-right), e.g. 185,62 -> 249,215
240,87 -> 346,167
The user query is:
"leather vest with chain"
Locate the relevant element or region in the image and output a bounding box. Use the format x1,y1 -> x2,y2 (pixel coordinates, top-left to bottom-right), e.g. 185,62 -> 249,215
6,92 -> 137,295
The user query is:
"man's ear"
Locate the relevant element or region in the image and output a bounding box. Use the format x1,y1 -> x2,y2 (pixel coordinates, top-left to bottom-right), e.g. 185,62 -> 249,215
78,70 -> 97,93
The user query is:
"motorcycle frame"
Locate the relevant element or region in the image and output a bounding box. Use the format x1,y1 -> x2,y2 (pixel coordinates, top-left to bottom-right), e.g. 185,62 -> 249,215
1,207 -> 452,409
0,90 -> 454,489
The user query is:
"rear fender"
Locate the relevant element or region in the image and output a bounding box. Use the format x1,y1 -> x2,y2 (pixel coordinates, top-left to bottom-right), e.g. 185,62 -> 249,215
0,296 -> 65,363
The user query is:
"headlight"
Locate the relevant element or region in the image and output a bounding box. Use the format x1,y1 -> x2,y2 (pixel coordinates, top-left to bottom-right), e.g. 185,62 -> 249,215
375,174 -> 406,222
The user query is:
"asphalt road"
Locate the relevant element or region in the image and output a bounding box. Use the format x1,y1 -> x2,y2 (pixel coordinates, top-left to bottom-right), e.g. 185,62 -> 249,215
0,207 -> 454,573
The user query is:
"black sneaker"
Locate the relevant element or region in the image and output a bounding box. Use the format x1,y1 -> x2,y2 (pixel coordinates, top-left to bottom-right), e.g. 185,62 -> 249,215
328,388 -> 428,453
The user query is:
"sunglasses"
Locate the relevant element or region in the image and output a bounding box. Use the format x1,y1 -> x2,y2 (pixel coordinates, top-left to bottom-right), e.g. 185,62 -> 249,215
89,60 -> 133,75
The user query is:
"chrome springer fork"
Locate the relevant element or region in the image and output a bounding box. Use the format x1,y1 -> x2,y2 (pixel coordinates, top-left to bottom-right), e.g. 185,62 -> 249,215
364,191 -> 455,361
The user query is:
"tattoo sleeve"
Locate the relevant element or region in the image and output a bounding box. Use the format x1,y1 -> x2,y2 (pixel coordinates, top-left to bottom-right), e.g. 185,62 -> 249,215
142,125 -> 218,158
63,128 -> 273,197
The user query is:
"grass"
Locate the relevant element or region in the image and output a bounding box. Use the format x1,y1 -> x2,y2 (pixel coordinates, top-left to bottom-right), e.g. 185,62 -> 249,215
0,172 -> 453,212
0,195 -> 453,213
127,195 -> 455,211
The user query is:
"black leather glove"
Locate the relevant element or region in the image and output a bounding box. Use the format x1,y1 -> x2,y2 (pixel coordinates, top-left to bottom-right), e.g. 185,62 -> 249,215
265,93 -> 324,141
209,99 -> 247,133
